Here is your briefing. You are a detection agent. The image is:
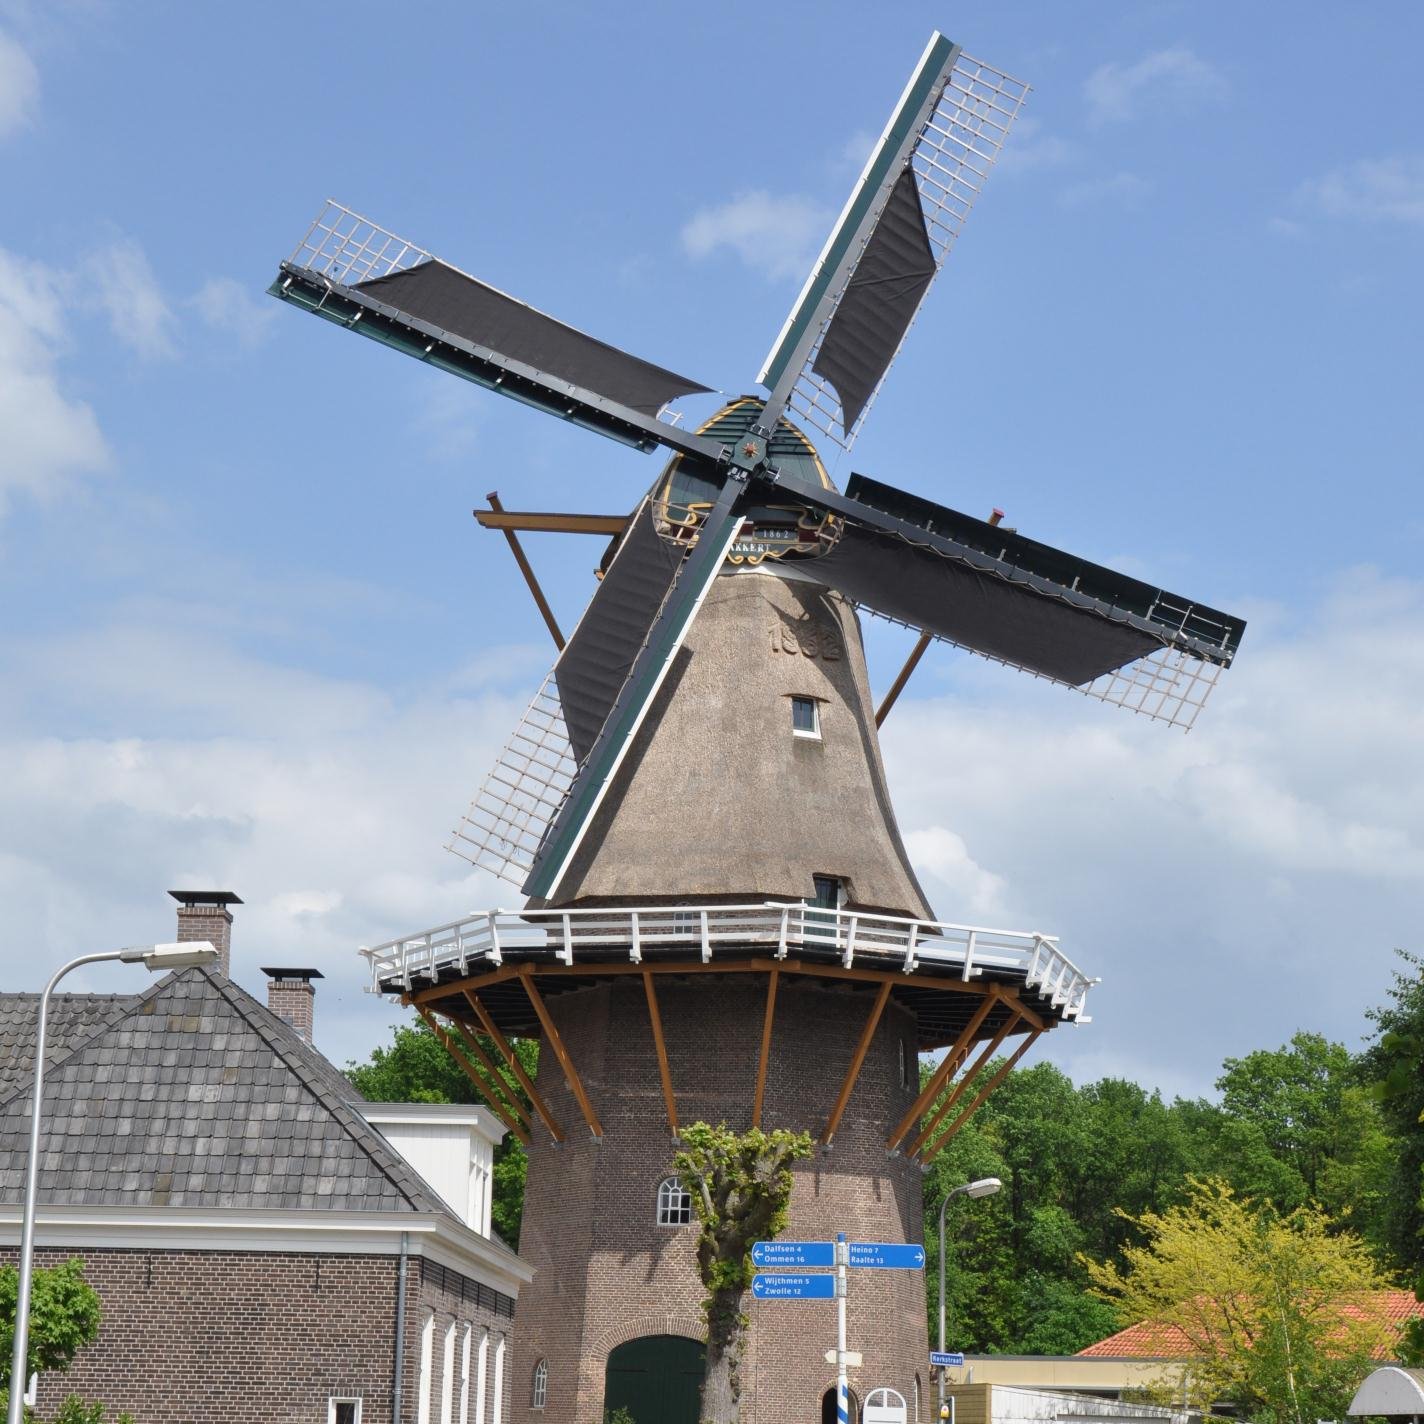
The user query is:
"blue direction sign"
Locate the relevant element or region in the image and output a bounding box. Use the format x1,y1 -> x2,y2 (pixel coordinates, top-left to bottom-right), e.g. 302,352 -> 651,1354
848,1241 -> 926,1270
751,1240 -> 836,1268
751,1273 -> 837,1300
931,1352 -> 965,1368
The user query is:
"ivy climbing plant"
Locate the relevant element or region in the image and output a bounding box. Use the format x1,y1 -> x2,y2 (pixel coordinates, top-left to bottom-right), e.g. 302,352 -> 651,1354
672,1121 -> 813,1424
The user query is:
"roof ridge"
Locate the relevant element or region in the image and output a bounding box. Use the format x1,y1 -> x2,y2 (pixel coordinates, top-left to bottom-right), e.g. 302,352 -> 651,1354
194,968 -> 452,1218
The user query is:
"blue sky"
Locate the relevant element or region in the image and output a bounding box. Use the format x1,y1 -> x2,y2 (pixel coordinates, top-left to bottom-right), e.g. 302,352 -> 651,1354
2,1 -> 1421,1095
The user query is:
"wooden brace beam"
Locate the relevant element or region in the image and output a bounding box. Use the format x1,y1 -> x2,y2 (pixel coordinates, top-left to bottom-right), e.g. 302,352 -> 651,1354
752,968 -> 779,1129
407,961 -> 524,1007
875,631 -> 932,727
474,509 -> 629,536
642,971 -> 679,1136
485,492 -> 564,650
518,967 -> 603,1138
902,1012 -> 1020,1160
885,991 -> 999,1152
821,980 -> 892,1146
918,1030 -> 1043,1166
464,990 -> 564,1143
449,1019 -> 532,1131
415,1005 -> 529,1147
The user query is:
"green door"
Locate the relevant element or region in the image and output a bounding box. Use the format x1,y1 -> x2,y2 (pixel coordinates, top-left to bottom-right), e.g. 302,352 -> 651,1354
603,1333 -> 705,1424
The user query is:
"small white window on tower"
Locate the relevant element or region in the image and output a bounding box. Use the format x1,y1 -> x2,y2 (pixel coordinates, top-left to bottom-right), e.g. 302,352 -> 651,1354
657,1175 -> 693,1226
531,1358 -> 548,1410
790,695 -> 820,738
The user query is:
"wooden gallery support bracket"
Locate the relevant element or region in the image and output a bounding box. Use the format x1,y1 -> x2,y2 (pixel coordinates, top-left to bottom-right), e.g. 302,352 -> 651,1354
916,1029 -> 1042,1166
407,958 -> 1045,1153
414,1003 -> 530,1147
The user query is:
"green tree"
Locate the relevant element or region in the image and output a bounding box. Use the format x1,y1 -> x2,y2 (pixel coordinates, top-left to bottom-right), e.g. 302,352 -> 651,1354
1083,1179 -> 1397,1424
347,1017 -> 536,1245
672,1122 -> 813,1424
1361,949 -> 1424,1362
0,1257 -> 134,1423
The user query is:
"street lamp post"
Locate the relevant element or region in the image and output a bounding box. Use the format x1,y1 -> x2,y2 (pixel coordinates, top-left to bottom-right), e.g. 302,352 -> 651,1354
937,1176 -> 1001,1420
6,942 -> 218,1424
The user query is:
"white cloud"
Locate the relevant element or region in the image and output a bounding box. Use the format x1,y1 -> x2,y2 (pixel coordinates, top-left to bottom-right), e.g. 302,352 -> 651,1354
903,825 -> 1006,919
1084,47 -> 1227,126
681,190 -> 832,281
999,116 -> 1077,175
1299,155 -> 1424,227
1059,171 -> 1151,209
0,246 -> 110,510
189,276 -> 278,348
882,567 -> 1424,1095
0,28 -> 38,139
81,237 -> 176,359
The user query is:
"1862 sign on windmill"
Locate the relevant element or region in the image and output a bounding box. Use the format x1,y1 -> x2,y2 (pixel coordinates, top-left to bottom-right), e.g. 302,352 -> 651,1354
271,28 -> 1244,1424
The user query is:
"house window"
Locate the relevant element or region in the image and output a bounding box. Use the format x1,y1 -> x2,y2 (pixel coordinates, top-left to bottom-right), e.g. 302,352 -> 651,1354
459,1325 -> 472,1424
492,1336 -> 506,1424
657,1175 -> 693,1226
329,1401 -> 362,1424
417,1311 -> 435,1424
440,1320 -> 457,1424
791,695 -> 821,737
531,1358 -> 549,1409
474,1330 -> 489,1424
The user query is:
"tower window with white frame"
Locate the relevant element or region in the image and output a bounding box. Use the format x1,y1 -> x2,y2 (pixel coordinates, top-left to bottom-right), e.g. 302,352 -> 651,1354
657,1175 -> 693,1226
531,1358 -> 548,1410
329,1400 -> 362,1424
790,695 -> 821,738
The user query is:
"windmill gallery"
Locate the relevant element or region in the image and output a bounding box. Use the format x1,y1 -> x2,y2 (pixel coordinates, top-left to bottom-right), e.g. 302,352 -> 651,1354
270,30 -> 1246,1424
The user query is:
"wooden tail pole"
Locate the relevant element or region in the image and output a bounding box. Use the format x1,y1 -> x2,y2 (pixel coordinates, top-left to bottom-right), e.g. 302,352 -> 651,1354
876,631 -> 932,727
485,491 -> 565,649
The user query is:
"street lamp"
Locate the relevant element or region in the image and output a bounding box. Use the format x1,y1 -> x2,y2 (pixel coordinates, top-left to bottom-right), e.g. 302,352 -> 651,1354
6,942 -> 218,1424
937,1176 -> 1001,1419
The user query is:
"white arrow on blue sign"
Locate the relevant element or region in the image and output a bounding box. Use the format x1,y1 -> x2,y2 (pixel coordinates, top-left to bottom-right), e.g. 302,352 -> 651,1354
751,1240 -> 836,1268
930,1351 -> 965,1367
751,1273 -> 837,1300
848,1242 -> 926,1270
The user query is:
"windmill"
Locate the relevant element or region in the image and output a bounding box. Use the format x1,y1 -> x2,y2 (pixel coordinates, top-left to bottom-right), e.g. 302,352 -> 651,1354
272,31 -> 1244,1424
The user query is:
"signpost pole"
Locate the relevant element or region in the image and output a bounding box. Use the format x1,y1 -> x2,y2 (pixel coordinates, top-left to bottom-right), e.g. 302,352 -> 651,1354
836,1231 -> 849,1424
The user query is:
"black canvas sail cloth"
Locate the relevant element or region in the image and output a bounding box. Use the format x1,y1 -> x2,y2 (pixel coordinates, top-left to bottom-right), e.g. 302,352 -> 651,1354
811,523 -> 1160,684
355,260 -> 710,417
812,166 -> 938,434
553,501 -> 685,762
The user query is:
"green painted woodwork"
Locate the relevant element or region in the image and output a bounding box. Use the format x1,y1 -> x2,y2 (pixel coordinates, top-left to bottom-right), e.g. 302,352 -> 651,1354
760,32 -> 959,395
603,1334 -> 706,1424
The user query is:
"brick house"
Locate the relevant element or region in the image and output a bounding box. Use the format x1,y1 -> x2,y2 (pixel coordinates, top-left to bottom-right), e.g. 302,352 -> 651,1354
0,892 -> 532,1423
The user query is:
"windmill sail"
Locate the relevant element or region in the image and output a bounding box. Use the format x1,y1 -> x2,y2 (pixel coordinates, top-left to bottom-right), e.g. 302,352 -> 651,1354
270,202 -> 720,458
759,39 -> 1028,449
775,469 -> 1245,729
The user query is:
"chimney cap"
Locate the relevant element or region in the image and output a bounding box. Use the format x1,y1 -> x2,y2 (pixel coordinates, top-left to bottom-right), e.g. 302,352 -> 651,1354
169,889 -> 244,907
261,966 -> 324,982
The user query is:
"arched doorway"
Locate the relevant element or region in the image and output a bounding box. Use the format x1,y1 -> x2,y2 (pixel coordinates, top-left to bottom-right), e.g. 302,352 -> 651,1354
604,1334 -> 705,1424
821,1384 -> 861,1423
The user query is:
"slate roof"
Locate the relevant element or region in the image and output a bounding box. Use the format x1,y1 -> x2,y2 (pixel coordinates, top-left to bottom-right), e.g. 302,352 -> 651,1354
1078,1291 -> 1424,1360
0,968 -> 454,1217
0,993 -> 137,1102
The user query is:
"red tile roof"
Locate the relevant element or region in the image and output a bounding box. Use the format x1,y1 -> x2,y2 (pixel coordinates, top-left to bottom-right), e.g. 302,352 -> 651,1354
1078,1291 -> 1424,1359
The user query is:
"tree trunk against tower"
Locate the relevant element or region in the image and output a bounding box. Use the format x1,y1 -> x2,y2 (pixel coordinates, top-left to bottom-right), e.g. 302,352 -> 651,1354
699,1286 -> 745,1424
674,1123 -> 813,1424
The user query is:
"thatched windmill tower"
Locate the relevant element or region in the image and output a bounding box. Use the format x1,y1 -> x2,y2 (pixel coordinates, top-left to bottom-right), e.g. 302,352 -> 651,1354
272,31 -> 1244,1424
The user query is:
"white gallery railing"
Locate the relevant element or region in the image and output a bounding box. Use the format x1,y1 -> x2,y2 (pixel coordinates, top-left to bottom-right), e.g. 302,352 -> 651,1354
361,903 -> 1094,1021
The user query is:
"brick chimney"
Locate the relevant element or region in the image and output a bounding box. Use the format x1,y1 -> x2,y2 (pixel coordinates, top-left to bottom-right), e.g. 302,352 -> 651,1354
168,890 -> 242,977
262,967 -> 323,1046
